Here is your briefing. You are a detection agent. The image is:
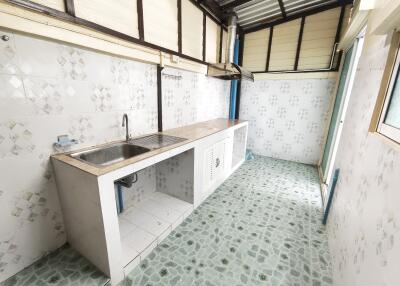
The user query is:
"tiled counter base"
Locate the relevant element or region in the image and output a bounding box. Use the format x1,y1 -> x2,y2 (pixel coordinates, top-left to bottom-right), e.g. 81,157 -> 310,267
118,192 -> 193,274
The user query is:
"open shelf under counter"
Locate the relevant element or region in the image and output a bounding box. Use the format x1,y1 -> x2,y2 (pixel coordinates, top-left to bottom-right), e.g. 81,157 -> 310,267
118,192 -> 194,269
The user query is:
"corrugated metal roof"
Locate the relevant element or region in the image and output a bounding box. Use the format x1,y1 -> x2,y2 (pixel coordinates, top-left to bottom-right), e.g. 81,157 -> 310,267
213,0 -> 341,30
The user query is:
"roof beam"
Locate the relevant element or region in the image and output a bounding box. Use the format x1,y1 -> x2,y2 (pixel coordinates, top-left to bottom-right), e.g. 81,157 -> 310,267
178,0 -> 182,53
64,0 -> 75,16
197,0 -> 225,21
220,0 -> 254,11
199,0 -> 246,29
294,16 -> 305,70
277,0 -> 286,18
265,26 -> 273,71
244,0 -> 353,33
187,0 -> 225,25
137,0 -> 144,41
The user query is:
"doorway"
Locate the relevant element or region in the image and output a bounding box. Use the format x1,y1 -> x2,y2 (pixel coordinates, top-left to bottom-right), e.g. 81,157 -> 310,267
319,30 -> 366,201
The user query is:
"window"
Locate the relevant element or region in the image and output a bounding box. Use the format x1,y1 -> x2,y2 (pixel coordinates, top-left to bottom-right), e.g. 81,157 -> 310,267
378,50 -> 400,142
370,32 -> 400,143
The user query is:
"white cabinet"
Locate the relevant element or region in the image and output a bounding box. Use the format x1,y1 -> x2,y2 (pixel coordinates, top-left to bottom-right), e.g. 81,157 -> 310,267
202,138 -> 229,194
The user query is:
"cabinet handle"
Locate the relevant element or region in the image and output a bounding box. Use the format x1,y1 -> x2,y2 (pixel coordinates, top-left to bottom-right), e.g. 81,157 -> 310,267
215,158 -> 220,168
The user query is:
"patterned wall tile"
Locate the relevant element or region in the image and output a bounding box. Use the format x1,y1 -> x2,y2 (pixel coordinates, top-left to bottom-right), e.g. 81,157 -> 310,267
156,150 -> 194,203
23,77 -> 64,115
57,46 -> 87,81
162,67 -> 229,130
0,120 -> 35,158
327,34 -> 400,286
91,84 -> 113,112
240,78 -> 336,165
122,166 -> 157,210
0,27 -> 230,283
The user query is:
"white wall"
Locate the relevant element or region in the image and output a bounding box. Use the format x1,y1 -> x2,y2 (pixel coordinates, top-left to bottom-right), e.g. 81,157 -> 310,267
327,28 -> 400,286
161,67 -> 229,130
0,28 -> 229,282
240,77 -> 336,165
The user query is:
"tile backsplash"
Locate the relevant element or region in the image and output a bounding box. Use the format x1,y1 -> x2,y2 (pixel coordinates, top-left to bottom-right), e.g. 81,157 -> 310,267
0,29 -> 229,282
239,78 -> 336,165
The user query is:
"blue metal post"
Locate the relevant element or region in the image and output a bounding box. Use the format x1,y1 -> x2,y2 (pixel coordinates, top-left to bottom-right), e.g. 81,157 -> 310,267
229,37 -> 240,119
322,169 -> 340,225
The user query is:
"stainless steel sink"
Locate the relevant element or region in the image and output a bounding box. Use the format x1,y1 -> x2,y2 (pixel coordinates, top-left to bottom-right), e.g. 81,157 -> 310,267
70,143 -> 150,167
129,134 -> 187,149
69,134 -> 186,167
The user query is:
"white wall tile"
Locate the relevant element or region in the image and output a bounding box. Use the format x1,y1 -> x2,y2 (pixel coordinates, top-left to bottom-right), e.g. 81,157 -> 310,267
327,34 -> 400,286
0,30 -> 20,75
0,28 -> 230,282
161,67 -> 229,130
14,33 -> 61,78
240,78 -> 336,165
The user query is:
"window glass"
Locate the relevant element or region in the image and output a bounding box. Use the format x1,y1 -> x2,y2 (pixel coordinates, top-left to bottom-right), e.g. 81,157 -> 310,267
384,67 -> 400,129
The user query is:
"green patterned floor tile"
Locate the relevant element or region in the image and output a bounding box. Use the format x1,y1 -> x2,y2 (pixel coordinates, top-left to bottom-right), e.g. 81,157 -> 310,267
2,155 -> 331,286
1,244 -> 109,286
121,156 -> 332,286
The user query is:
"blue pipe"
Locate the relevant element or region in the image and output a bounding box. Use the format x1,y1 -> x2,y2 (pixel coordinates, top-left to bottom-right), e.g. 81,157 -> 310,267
322,169 -> 340,225
117,184 -> 124,213
229,37 -> 240,119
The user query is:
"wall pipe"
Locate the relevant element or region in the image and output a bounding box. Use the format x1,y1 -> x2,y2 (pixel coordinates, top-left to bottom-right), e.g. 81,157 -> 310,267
229,37 -> 240,119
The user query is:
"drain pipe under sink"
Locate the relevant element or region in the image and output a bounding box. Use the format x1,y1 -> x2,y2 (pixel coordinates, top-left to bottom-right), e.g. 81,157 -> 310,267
115,173 -> 138,214
116,184 -> 124,213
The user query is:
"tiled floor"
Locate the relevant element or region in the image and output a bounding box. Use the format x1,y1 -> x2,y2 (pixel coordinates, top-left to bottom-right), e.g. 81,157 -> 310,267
2,156 -> 332,286
1,244 -> 109,286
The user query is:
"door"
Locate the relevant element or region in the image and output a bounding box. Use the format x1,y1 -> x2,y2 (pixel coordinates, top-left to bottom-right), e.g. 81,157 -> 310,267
202,138 -> 228,194
203,145 -> 214,192
321,45 -> 355,177
320,33 -> 365,185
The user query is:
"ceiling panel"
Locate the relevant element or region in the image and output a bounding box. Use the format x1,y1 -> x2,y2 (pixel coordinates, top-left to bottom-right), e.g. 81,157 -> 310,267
208,0 -> 347,31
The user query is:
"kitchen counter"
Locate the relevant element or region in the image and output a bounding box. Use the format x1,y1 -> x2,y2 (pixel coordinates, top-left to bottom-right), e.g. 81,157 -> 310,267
52,118 -> 246,176
51,118 -> 248,286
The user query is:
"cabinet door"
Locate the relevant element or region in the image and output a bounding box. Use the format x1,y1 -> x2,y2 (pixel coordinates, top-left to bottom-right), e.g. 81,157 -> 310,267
203,145 -> 214,191
213,139 -> 226,181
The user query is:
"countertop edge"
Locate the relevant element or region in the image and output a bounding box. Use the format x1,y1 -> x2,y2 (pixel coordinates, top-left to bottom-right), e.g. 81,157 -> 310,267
51,119 -> 248,177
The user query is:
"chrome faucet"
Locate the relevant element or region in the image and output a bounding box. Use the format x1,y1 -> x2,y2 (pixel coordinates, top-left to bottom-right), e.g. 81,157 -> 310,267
122,114 -> 130,141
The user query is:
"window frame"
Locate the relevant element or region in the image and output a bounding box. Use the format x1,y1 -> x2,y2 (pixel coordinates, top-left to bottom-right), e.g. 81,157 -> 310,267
370,31 -> 400,144
377,44 -> 400,143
